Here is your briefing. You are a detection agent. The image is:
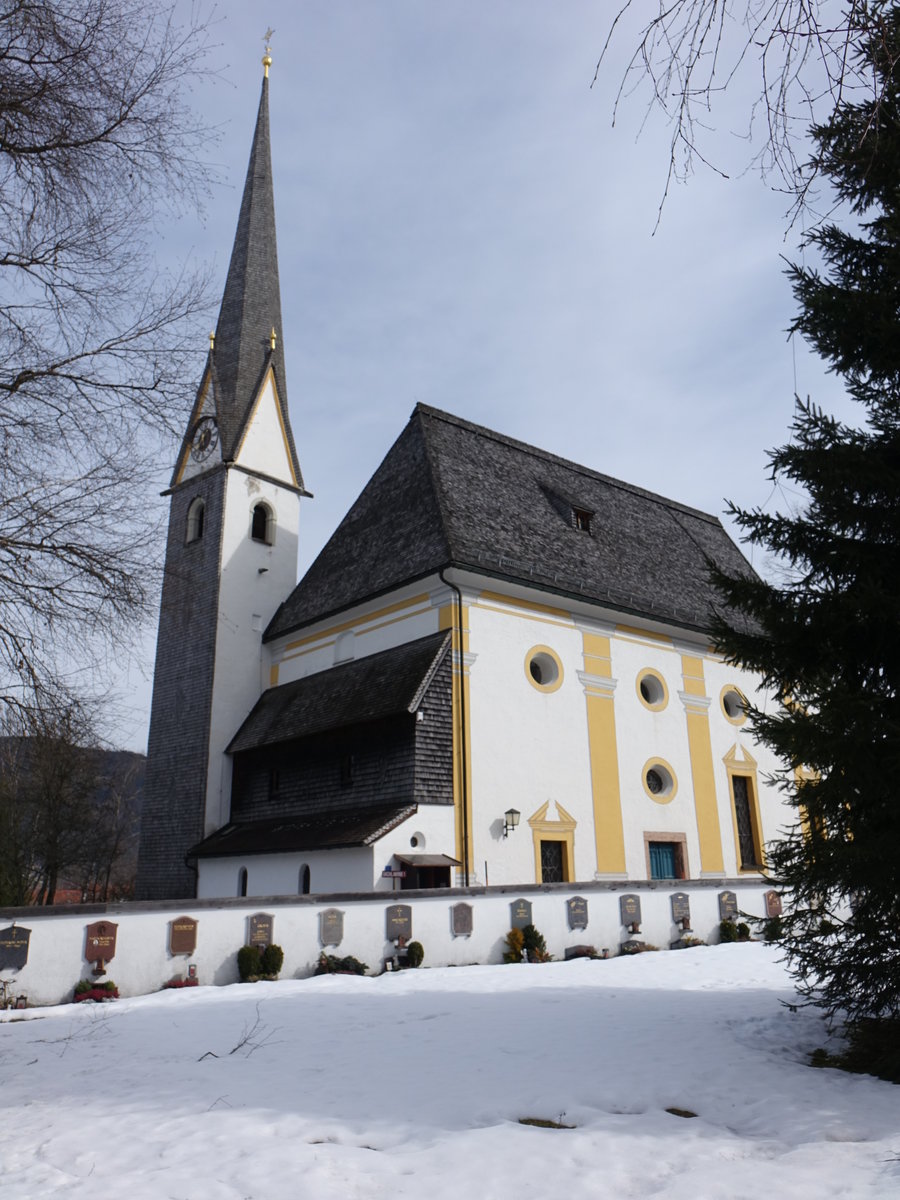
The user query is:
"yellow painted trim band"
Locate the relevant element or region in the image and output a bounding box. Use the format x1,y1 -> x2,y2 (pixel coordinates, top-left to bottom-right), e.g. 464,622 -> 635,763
615,624 -> 674,645
283,593 -> 431,652
581,631 -> 627,875
442,602 -> 474,879
681,653 -> 725,873
478,590 -> 571,620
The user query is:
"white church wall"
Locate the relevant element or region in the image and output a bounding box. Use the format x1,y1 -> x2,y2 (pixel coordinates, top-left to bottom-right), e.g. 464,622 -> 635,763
1,879 -> 779,1007
196,806 -> 458,900
610,631 -> 705,880
197,846 -> 375,900
270,582 -> 445,687
203,468 -> 300,833
465,593 -> 596,887
372,804 -> 458,886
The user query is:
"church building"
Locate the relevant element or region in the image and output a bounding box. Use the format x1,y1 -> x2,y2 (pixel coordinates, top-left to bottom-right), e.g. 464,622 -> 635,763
135,59 -> 781,903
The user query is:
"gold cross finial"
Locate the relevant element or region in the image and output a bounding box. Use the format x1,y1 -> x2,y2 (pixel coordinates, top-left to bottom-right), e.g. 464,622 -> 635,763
270,327 -> 277,351
262,27 -> 274,77
209,330 -> 215,351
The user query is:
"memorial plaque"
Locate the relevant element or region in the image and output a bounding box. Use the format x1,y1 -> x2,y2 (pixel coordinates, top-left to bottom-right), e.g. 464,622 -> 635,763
169,916 -> 198,956
510,898 -> 532,929
84,920 -> 118,964
386,904 -> 412,942
0,925 -> 30,971
718,891 -> 738,921
619,894 -> 642,928
451,903 -> 473,938
319,908 -> 344,947
567,896 -> 589,931
248,912 -> 273,949
764,890 -> 783,919
671,893 -> 691,926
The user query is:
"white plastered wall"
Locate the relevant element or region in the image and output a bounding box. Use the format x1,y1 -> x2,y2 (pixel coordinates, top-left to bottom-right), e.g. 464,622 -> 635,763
269,580 -> 448,688
204,471 -> 300,834
197,805 -> 457,899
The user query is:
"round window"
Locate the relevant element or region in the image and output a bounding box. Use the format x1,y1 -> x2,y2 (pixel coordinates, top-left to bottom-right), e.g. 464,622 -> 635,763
524,647 -> 563,692
636,669 -> 668,710
642,759 -> 677,803
721,687 -> 747,724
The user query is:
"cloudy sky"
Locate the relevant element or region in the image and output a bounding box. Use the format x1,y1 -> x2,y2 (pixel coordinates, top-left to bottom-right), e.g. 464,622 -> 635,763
113,2 -> 853,750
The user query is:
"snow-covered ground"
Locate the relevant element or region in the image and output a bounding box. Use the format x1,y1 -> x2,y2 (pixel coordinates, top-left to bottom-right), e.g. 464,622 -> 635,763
1,944 -> 898,1199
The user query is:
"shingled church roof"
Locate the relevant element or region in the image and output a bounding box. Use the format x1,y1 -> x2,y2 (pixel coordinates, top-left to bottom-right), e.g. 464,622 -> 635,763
228,630 -> 450,754
188,803 -> 417,859
266,405 -> 753,641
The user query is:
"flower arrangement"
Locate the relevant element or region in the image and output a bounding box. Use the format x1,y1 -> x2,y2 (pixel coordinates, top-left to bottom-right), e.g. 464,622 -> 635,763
73,979 -> 118,1002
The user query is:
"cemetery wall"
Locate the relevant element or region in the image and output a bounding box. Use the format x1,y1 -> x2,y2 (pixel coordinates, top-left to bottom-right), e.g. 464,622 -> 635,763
0,879 -> 779,1008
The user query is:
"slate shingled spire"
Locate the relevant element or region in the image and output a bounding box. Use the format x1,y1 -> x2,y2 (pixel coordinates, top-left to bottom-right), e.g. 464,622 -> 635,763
211,69 -> 303,486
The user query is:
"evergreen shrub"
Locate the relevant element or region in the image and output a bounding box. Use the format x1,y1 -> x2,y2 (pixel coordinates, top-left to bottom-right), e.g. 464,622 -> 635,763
237,945 -> 262,981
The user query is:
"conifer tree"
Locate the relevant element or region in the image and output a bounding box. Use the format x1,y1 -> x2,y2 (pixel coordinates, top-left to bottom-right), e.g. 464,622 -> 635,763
711,3 -> 900,1025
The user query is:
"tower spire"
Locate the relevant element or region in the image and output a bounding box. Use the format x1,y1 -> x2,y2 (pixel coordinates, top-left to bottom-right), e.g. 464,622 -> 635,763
211,62 -> 303,487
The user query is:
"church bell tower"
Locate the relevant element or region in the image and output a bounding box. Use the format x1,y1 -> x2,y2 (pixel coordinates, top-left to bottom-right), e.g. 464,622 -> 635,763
136,48 -> 306,899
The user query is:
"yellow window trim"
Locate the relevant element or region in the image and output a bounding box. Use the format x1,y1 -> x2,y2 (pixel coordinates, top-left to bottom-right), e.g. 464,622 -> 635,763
636,667 -> 669,711
528,801 -> 576,884
524,645 -> 564,693
641,757 -> 678,804
723,744 -> 766,872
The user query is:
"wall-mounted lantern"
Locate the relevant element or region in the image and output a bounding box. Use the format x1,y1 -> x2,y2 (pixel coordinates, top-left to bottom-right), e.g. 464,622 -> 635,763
503,808 -> 521,838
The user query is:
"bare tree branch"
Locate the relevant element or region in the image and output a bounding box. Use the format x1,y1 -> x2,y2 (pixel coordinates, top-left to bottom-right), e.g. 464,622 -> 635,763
0,0 -> 217,703
597,1 -> 879,214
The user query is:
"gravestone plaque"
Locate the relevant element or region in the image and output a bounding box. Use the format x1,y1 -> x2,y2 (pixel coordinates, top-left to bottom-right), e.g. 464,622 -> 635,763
718,891 -> 738,921
451,903 -> 473,938
671,893 -> 691,926
386,904 -> 412,942
764,890 -> 783,919
320,908 -> 344,947
619,894 -> 642,928
169,916 -> 198,956
0,925 -> 30,971
510,898 -> 532,929
248,913 -> 273,949
85,920 -> 117,964
567,896 -> 589,930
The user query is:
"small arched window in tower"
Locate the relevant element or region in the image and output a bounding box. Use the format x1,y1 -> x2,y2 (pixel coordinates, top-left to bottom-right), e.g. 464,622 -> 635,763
251,501 -> 273,544
299,864 -> 311,895
186,497 -> 205,543
237,866 -> 248,897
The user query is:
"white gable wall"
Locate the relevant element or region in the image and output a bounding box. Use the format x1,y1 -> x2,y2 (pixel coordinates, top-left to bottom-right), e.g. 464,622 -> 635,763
232,372 -> 296,485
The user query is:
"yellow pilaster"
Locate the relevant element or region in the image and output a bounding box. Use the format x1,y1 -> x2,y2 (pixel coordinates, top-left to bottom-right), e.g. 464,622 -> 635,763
580,631 -> 626,875
440,602 -> 474,879
680,653 -> 725,874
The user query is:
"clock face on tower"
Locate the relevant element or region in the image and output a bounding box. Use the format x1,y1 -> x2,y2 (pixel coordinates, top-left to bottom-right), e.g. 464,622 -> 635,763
190,416 -> 219,462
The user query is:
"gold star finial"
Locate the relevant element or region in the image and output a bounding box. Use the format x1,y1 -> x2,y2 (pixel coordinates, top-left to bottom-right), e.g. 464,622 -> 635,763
270,327 -> 277,351
262,27 -> 274,77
